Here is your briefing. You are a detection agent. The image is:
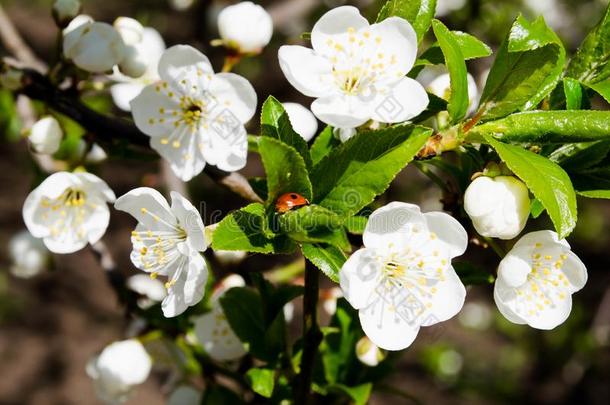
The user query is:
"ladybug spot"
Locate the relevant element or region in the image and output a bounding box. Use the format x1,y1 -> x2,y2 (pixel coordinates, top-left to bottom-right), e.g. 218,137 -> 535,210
290,193 -> 298,199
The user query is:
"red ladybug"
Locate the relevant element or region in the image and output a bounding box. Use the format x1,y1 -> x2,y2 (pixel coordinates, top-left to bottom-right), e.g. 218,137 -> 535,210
275,193 -> 310,213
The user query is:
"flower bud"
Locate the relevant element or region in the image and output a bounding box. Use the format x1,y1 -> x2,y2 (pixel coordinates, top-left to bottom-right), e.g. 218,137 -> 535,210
282,102 -> 318,142
63,21 -> 126,73
118,45 -> 147,78
52,0 -> 81,28
217,1 -> 273,54
356,336 -> 386,366
113,17 -> 144,46
28,116 -> 63,154
9,230 -> 49,279
464,175 -> 530,240
333,127 -> 356,143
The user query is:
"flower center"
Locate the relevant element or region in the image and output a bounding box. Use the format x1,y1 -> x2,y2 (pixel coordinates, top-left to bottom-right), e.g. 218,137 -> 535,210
39,188 -> 91,238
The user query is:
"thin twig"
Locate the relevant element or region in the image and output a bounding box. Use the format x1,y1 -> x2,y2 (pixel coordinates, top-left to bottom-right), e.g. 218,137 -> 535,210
0,5 -> 47,72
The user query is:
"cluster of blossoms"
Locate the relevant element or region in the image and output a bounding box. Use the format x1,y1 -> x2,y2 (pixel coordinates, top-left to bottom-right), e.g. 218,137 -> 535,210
10,1 -> 591,402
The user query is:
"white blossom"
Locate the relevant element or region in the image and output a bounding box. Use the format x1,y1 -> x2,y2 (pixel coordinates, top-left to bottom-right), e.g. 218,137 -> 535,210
113,17 -> 149,78
282,102 -> 318,142
279,6 -> 428,128
494,230 -> 587,329
417,66 -> 479,114
63,21 -> 126,73
28,116 -> 63,155
355,336 -> 386,366
110,26 -> 166,111
214,249 -> 247,265
126,274 -> 167,309
436,0 -> 467,17
167,385 -> 202,405
115,187 -> 208,317
130,45 -> 257,181
217,1 -> 273,54
333,127 -> 357,143
63,14 -> 93,35
339,202 -> 468,350
86,339 -> 152,405
23,171 -> 115,254
77,141 -> 108,163
52,0 -> 81,27
464,175 -> 530,240
8,230 -> 50,278
321,286 -> 344,316
192,274 -> 247,361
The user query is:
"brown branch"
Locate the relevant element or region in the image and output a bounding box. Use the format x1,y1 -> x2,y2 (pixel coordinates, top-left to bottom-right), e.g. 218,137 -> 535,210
0,5 -> 47,72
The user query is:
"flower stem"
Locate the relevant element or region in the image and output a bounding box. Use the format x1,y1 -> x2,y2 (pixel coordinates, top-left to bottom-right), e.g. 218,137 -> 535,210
295,259 -> 322,405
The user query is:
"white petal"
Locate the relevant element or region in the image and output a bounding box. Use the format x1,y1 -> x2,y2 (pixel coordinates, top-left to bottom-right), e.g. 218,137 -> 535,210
43,230 -> 88,254
311,6 -> 369,57
493,284 -> 527,325
150,127 -> 206,181
339,248 -> 382,309
130,84 -> 180,137
193,306 -> 247,361
362,202 -> 425,252
278,45 -> 333,98
199,124 -> 247,172
111,82 -> 145,112
208,73 -> 257,123
114,187 -> 177,230
513,230 -> 569,251
359,299 -> 420,351
181,252 -> 208,306
96,339 -> 151,385
127,274 -> 167,301
463,176 -> 501,217
78,172 -> 116,202
157,45 -> 213,89
217,1 -> 273,53
525,296 -> 573,330
371,77 -> 429,123
562,251 -> 587,292
369,17 -> 418,75
311,94 -> 371,128
282,102 -> 318,142
83,200 -> 111,245
170,191 -> 207,251
424,211 -> 468,258
497,247 -> 532,287
424,267 -> 466,324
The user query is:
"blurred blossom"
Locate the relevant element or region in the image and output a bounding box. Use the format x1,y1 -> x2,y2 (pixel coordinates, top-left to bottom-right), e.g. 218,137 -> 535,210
356,336 -> 386,366
321,286 -> 343,316
279,6 -> 428,128
283,301 -> 295,322
8,230 -> 50,279
464,175 -> 530,240
52,0 -> 81,28
494,231 -> 587,329
436,0 -> 467,17
438,349 -> 463,376
333,127 -> 356,143
28,116 -> 63,155
458,302 -> 492,330
417,66 -> 479,114
63,21 -> 126,73
113,17 -> 149,79
282,102 -> 318,142
524,0 -> 568,31
77,141 -> 108,164
23,171 -> 116,254
110,25 -> 165,111
167,385 -> 202,405
217,1 -> 273,54
130,45 -> 256,181
214,249 -> 247,265
126,274 -> 167,309
63,14 -> 93,35
192,274 -> 247,361
168,0 -> 195,11
340,202 -> 468,350
86,339 -> 152,405
115,187 -> 209,317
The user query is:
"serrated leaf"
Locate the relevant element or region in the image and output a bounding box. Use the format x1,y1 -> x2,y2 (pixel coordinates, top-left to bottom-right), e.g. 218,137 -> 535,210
260,96 -> 312,168
431,19 -> 469,123
376,0 -> 437,43
211,203 -> 296,254
310,126 -> 340,166
485,136 -> 577,238
586,79 -> 610,104
345,216 -> 368,234
310,125 -> 432,217
278,205 -> 349,250
469,111 -> 610,144
246,368 -> 275,398
530,198 -> 545,218
259,136 -> 313,204
301,243 -> 347,282
478,15 -> 565,121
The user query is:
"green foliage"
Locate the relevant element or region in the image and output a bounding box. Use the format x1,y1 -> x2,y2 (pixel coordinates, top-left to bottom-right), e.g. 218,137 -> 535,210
485,136 -> 577,238
453,261 -> 495,285
376,0 -> 437,43
478,15 -> 565,121
431,19 -> 470,123
310,126 -> 340,166
418,30 -> 492,65
301,243 -> 348,282
246,368 -> 275,398
278,205 -> 350,250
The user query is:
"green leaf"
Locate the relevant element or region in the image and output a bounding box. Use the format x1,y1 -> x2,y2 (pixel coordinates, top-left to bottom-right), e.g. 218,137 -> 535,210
278,205 -> 349,250
345,216 -> 368,234
577,189 -> 610,199
310,125 -> 432,217
478,15 -> 565,121
328,383 -> 373,405
260,96 -> 312,168
453,261 -> 495,285
586,79 -> 610,104
259,137 -> 313,204
417,30 -> 492,65
301,243 -> 347,282
565,3 -> 610,84
563,78 -> 586,110
246,368 -> 275,398
211,203 -> 296,254
571,166 -> 610,199
376,0 -> 437,43
485,136 -> 577,238
549,140 -> 610,172
431,19 -> 469,123
320,299 -> 361,382
530,198 -> 545,218
202,385 -> 244,404
310,126 -> 340,166
469,111 -> 610,144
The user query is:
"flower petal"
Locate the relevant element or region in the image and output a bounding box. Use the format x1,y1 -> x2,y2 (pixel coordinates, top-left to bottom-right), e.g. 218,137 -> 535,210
368,17 -> 417,76
193,306 -> 247,361
115,187 -> 177,230
150,127 -> 206,181
311,6 -> 369,57
363,201 -> 425,252
111,82 -> 145,112
562,251 -> 587,292
422,267 -> 466,324
513,230 -> 570,251
493,285 -> 527,325
339,248 -> 382,309
370,77 -> 429,123
130,84 -> 180,137
182,252 -> 208,306
358,300 -> 420,351
424,211 -> 468,258
157,45 -> 214,89
199,124 -> 248,172
311,94 -> 371,128
170,191 -> 207,251
208,73 -> 257,123
278,45 -> 334,98
497,246 -> 532,287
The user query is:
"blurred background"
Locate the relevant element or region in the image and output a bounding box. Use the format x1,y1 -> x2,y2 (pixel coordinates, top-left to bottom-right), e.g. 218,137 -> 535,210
1,0 -> 610,404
